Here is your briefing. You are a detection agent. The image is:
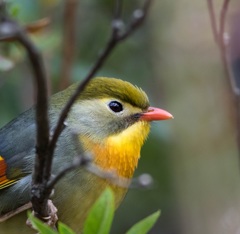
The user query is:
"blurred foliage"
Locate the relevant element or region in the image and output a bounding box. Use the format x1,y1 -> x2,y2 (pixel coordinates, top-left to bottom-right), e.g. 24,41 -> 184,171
1,0 -> 240,234
28,189 -> 160,234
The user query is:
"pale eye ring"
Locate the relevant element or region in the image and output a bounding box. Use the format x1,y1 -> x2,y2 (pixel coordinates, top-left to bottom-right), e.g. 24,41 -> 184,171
108,101 -> 123,113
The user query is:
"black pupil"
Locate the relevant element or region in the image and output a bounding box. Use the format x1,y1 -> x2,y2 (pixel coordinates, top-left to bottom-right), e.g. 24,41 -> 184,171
109,101 -> 123,113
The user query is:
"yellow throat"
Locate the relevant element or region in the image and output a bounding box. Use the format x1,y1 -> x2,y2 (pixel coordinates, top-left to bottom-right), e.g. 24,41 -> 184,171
80,120 -> 150,179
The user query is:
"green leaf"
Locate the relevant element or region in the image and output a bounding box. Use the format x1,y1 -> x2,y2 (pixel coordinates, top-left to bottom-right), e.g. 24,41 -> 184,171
27,212 -> 58,234
58,222 -> 76,234
126,210 -> 161,234
83,188 -> 115,234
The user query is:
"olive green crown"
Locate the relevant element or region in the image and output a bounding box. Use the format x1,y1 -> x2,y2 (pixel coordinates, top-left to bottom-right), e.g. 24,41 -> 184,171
54,77 -> 150,110
77,77 -> 149,110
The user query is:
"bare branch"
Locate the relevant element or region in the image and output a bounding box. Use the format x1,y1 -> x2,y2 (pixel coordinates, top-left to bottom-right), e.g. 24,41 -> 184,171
218,0 -> 235,94
47,130 -> 152,191
47,131 -> 126,190
48,0 -> 152,172
59,0 -> 78,90
207,0 -> 236,102
228,6 -> 240,159
117,0 -> 152,41
207,0 -> 218,43
0,4 -> 50,218
47,154 -> 92,191
0,0 -> 153,226
219,0 -> 230,42
207,0 -> 240,156
0,203 -> 32,222
47,153 -> 153,191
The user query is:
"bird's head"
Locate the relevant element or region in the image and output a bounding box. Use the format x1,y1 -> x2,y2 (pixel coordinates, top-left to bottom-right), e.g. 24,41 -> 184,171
52,77 -> 172,177
65,77 -> 172,143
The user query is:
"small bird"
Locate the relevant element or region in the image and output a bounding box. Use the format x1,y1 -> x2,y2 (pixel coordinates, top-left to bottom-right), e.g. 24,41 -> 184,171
0,77 -> 172,233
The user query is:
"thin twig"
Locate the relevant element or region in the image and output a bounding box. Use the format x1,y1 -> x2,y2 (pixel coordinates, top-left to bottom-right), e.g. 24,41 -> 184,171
0,0 -> 153,225
47,127 -> 152,191
206,0 -> 218,44
48,0 -> 152,183
118,0 -> 152,41
207,0 -> 236,105
219,0 -> 230,42
218,0 -> 234,93
114,0 -> 123,20
207,0 -> 240,155
219,0 -> 240,159
47,154 -> 92,190
46,154 -> 130,191
59,0 -> 78,90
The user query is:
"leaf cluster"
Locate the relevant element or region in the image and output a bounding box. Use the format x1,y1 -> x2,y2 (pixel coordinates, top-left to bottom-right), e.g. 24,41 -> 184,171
28,188 -> 160,234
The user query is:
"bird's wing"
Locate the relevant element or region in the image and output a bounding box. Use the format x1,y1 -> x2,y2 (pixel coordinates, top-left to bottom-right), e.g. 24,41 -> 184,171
0,100 -> 82,216
0,108 -> 36,190
0,108 -> 38,215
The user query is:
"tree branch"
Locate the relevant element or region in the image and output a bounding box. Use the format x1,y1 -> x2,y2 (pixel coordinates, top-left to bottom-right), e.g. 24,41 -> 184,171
48,0 -> 152,180
59,0 -> 78,90
0,0 -> 153,226
47,153 -> 153,191
47,130 -> 153,192
0,3 -> 51,218
218,0 -> 235,94
117,0 -> 152,41
217,0 -> 240,157
207,0 -> 218,44
47,0 -> 152,222
206,0 -> 240,156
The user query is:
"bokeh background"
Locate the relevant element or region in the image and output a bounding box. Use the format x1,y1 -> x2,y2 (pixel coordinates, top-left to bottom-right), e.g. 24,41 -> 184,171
1,0 -> 240,233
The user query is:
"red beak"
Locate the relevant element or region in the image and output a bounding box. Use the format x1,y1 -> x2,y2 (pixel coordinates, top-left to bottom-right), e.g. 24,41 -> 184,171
140,107 -> 173,121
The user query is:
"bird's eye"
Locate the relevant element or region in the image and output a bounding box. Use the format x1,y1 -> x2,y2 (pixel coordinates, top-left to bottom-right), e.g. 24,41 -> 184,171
108,101 -> 123,113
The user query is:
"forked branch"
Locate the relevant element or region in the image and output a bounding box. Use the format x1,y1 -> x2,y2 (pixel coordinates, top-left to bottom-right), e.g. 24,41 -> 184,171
0,0 -> 153,226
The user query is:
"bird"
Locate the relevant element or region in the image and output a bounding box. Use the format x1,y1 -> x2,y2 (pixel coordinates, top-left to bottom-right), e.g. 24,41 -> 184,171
0,77 -> 172,233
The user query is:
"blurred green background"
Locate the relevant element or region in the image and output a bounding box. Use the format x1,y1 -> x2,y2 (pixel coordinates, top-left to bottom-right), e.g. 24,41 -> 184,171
1,0 -> 240,233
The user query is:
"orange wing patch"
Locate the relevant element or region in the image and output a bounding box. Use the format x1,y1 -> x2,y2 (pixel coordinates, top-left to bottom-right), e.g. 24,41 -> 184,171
0,156 -> 17,189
